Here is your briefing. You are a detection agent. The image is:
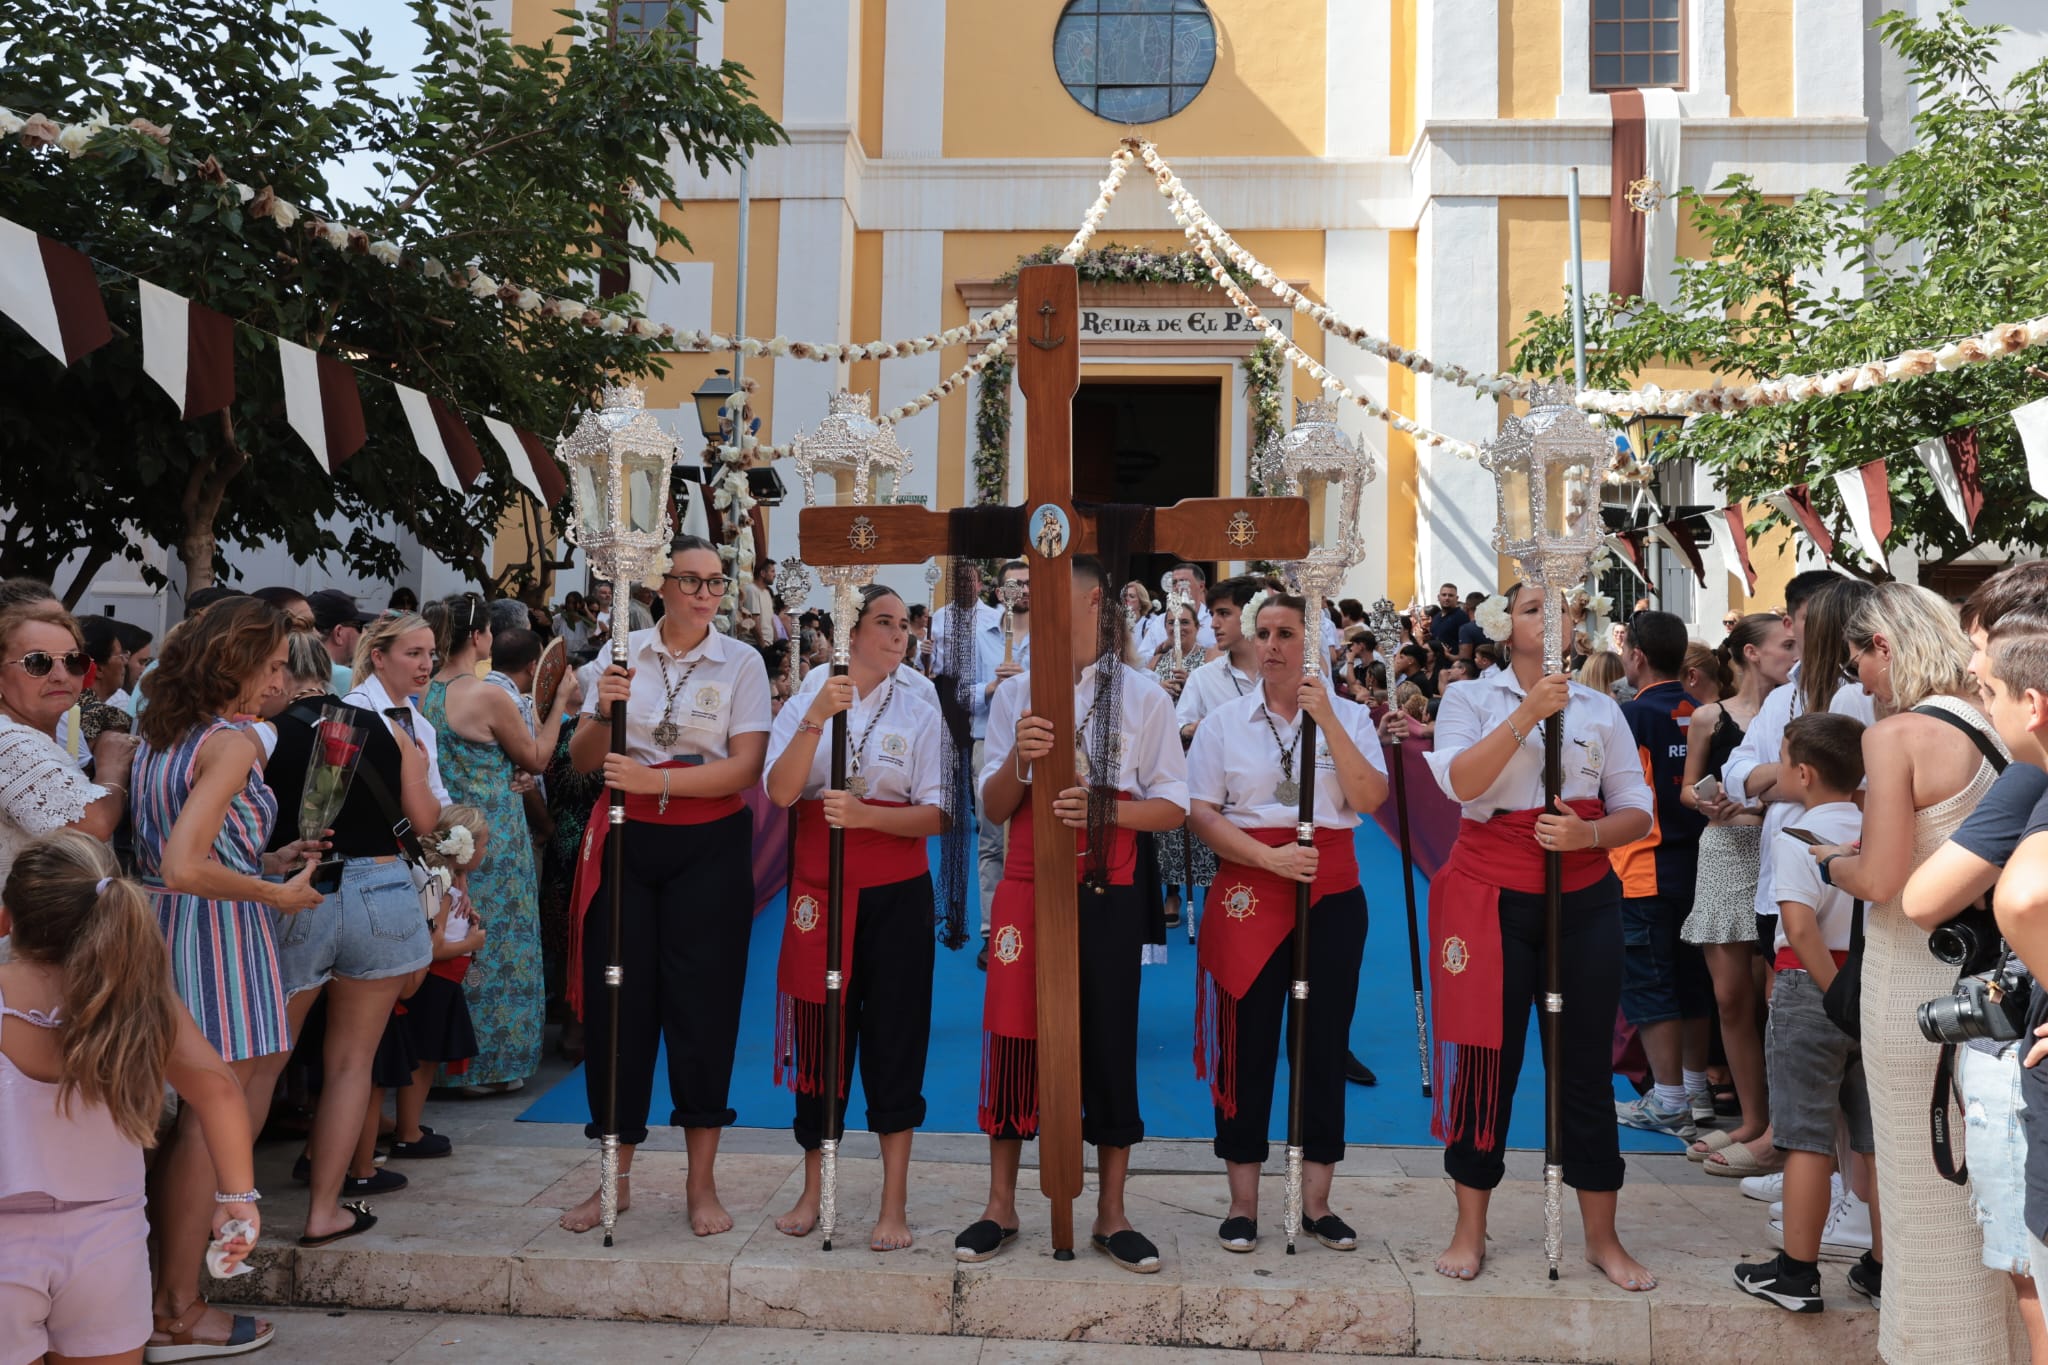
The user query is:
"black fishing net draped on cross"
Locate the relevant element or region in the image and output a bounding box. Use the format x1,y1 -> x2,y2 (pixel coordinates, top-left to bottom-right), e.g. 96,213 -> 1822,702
1077,503 -> 1154,892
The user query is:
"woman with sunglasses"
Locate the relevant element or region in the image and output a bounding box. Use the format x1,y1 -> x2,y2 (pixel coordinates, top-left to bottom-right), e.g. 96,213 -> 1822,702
0,600 -> 134,894
557,536 -> 771,1238
419,594 -> 571,1096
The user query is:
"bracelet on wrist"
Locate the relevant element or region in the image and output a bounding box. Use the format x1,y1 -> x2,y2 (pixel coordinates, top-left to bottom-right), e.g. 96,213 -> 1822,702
214,1189 -> 262,1204
1506,716 -> 1527,747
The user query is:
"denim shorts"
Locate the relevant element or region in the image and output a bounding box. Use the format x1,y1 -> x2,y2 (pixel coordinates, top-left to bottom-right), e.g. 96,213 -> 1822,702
1767,969 -> 1873,1157
1621,895 -> 1713,1026
1957,1043 -> 2032,1275
272,857 -> 432,996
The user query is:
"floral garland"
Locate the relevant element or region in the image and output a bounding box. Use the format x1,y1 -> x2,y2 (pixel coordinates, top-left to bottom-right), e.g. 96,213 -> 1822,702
973,352 -> 1014,505
998,241 -> 1252,290
1241,338 -> 1284,494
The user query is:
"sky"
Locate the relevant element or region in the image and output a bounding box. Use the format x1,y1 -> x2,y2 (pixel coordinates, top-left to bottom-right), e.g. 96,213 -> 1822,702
313,0 -> 429,203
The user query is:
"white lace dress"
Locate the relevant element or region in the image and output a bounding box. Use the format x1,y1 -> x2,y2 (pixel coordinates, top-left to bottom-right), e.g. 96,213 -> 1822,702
1860,696 -> 2022,1363
0,716 -> 106,963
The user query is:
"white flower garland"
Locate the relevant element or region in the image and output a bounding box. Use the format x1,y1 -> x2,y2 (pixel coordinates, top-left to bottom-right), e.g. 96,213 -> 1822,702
1475,594 -> 1513,642
1055,145 -> 1138,265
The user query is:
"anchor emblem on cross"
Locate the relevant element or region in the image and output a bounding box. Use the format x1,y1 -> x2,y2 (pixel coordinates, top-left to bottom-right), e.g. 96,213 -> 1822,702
1029,299 -> 1067,352
847,515 -> 879,552
1225,508 -> 1258,548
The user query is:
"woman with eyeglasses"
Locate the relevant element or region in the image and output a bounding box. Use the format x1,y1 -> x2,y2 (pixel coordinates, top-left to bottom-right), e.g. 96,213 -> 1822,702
419,594 -> 571,1097
556,536 -> 772,1238
0,600 -> 135,894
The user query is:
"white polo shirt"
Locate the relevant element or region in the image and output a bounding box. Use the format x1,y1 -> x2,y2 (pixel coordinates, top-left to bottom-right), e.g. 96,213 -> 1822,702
766,666 -> 945,806
1187,686 -> 1387,830
1424,667 -> 1653,823
1175,653 -> 1256,730
980,657 -> 1188,809
580,625 -> 771,765
1771,800 -> 1864,957
343,673 -> 450,805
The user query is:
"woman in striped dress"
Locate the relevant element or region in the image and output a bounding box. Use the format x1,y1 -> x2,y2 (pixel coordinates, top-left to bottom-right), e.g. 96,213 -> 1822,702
133,598 -> 328,1353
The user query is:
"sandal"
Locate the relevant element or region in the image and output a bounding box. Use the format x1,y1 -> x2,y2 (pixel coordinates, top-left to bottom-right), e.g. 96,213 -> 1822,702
1092,1228 -> 1162,1274
1704,1144 -> 1785,1178
1687,1129 -> 1739,1162
953,1219 -> 1018,1263
144,1298 -> 274,1362
298,1199 -> 378,1247
1302,1212 -> 1358,1251
1217,1215 -> 1258,1252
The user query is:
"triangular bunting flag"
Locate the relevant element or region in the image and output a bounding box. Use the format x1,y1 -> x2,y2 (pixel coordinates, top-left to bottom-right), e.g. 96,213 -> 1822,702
1766,484 -> 1836,559
278,338 -> 366,472
516,426 -> 566,506
139,280 -> 235,420
1605,531 -> 1652,586
1722,504 -> 1758,594
1945,427 -> 1985,534
1650,517 -> 1708,588
394,384 -> 468,495
428,396 -> 485,490
1832,459 -> 1892,566
2013,399 -> 2048,503
0,216 -> 112,365
482,417 -> 565,506
1705,508 -> 1745,594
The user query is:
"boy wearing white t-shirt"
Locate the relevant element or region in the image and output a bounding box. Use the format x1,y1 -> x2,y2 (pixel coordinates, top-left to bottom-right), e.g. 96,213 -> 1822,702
1736,712 -> 1875,1314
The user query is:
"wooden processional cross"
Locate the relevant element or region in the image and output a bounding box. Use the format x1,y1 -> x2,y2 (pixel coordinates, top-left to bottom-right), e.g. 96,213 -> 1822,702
800,265 -> 1309,1255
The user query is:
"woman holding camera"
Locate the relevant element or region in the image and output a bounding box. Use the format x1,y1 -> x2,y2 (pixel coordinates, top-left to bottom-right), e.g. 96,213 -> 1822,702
1806,583 -> 2019,1365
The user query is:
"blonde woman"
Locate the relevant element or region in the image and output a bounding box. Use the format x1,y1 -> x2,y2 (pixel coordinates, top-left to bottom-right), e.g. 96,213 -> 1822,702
1806,584 -> 2019,1363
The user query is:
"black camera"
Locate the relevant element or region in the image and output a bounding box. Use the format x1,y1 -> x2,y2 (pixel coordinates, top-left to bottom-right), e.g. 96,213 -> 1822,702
1917,963 -> 2030,1047
1928,906 -> 2004,977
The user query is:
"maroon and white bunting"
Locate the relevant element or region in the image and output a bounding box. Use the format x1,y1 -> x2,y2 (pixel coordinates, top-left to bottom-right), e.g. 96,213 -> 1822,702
1832,458 -> 1893,566
138,280 -> 235,420
1913,427 -> 1985,536
1605,531 -> 1652,586
278,338 -> 366,472
1650,517 -> 1708,588
0,217 -> 112,366
395,384 -> 469,495
1720,504 -> 1758,594
482,417 -> 566,506
430,395 -> 485,489
1765,484 -> 1836,559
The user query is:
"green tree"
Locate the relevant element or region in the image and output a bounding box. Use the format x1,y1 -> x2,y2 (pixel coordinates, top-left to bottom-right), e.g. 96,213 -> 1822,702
1510,3 -> 2048,577
0,0 -> 780,600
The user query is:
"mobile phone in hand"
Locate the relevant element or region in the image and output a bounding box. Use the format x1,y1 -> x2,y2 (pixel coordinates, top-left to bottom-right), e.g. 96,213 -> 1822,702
384,707 -> 417,743
1783,827 -> 1824,846
1691,774 -> 1723,804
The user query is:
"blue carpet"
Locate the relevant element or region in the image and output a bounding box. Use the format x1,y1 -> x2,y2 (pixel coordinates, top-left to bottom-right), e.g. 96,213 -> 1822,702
518,821 -> 1684,1153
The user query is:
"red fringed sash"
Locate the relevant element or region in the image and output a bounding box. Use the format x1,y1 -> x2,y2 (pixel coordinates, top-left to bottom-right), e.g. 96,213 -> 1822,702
1427,800 -> 1607,1151
1194,827 -> 1360,1117
564,769 -> 744,1018
978,793 -> 1136,1137
773,798 -> 928,1096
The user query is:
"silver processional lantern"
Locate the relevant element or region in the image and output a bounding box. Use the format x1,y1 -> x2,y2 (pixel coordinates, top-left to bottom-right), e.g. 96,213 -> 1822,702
791,390 -> 913,507
1276,398 -> 1376,612
1480,381 -> 1613,675
561,384 -> 679,615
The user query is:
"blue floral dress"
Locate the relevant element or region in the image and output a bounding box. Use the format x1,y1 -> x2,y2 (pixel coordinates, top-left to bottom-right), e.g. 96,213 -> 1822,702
421,679 -> 542,1086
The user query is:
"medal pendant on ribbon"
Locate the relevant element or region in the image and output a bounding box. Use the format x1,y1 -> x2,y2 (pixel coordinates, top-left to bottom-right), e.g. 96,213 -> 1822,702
846,774 -> 867,799
1074,743 -> 1091,787
652,720 -> 680,748
1275,779 -> 1300,806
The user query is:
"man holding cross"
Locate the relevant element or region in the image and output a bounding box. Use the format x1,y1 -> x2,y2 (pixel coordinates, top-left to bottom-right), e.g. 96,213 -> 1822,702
955,554 -> 1189,1273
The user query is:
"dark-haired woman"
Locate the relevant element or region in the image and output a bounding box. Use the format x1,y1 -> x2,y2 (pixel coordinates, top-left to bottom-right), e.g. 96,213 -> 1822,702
764,584 -> 946,1252
557,538 -> 771,1237
1188,590 -> 1387,1253
421,595 -> 566,1095
1677,613 -> 1795,1160
1423,583 -> 1657,1291
132,597 -> 330,1349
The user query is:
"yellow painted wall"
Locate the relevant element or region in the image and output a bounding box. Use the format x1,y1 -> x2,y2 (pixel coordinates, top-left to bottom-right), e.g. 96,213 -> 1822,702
1727,0 -> 1794,117
1385,229 -> 1418,605
859,0 -> 887,158
650,199 -> 784,437
849,231 -> 884,404
726,0 -> 787,125
1501,0 -> 1563,119
1390,0 -> 1417,153
943,0 -> 1325,158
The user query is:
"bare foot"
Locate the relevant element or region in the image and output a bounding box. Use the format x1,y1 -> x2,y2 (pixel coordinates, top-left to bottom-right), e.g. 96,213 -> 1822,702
776,1189 -> 819,1237
558,1176 -> 630,1234
870,1209 -> 914,1251
1433,1221 -> 1486,1280
688,1188 -> 734,1236
1586,1241 -> 1657,1292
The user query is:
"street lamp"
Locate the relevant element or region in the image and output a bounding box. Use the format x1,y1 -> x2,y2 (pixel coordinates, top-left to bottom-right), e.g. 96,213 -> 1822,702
692,368 -> 740,444
556,383 -> 678,1250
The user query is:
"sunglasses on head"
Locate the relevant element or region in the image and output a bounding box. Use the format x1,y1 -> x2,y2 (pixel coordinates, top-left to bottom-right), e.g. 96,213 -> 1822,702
6,651 -> 89,679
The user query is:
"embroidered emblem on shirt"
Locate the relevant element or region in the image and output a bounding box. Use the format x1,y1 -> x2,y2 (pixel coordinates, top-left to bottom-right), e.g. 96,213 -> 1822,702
881,732 -> 909,758
992,924 -> 1024,966
695,685 -> 722,711
1222,883 -> 1259,920
792,895 -> 820,933
1441,935 -> 1470,975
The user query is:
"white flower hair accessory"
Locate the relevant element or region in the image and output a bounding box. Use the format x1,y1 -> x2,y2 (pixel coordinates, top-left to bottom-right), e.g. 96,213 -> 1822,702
435,825 -> 476,865
1245,587 -> 1273,622
1476,594 -> 1513,642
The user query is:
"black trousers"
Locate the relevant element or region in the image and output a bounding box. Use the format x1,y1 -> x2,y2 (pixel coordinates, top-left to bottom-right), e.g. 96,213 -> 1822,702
1214,887 -> 1368,1166
989,880 -> 1148,1148
1444,875 -> 1626,1193
793,874 -> 936,1150
582,809 -> 754,1143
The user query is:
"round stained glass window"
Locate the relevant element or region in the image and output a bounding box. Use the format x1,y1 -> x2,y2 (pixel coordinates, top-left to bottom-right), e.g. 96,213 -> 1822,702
1053,0 -> 1218,125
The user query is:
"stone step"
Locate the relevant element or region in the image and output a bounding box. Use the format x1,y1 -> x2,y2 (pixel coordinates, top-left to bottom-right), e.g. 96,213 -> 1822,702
222,1144 -> 1878,1363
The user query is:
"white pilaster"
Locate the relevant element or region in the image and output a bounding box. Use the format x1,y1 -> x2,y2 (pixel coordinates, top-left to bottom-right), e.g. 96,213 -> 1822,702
1413,197 -> 1500,595
874,229 -> 945,601
1794,0 -> 1864,116
882,0 -> 946,157
1418,0 -> 1499,123
695,0 -> 725,68
783,0 -> 862,130
1323,229 -> 1392,604
769,199 -> 856,567
1326,0 -> 1390,157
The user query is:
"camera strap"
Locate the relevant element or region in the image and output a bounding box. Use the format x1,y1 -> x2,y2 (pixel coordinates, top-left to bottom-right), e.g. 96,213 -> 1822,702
1929,1042 -> 1967,1186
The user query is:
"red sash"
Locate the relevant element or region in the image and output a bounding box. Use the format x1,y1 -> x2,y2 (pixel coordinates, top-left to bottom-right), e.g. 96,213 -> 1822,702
564,766 -> 745,1018
772,798 -> 929,1096
1427,799 -> 1608,1150
977,792 -> 1137,1137
1193,826 -> 1360,1117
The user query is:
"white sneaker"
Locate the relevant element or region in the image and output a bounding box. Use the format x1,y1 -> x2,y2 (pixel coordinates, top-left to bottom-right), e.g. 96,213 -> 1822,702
1615,1094 -> 1698,1140
1740,1171 -> 1785,1203
1688,1087 -> 1718,1125
1760,1173 -> 1841,1217
1768,1190 -> 1872,1261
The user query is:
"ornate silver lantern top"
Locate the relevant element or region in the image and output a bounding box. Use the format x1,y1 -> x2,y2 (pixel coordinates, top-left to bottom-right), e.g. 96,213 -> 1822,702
1277,397 -> 1378,599
1366,597 -> 1403,663
791,391 -> 913,507
559,384 -> 678,603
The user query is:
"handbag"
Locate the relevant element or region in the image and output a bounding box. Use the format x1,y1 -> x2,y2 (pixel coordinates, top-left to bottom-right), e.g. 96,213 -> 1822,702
1820,895 -> 1865,1038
